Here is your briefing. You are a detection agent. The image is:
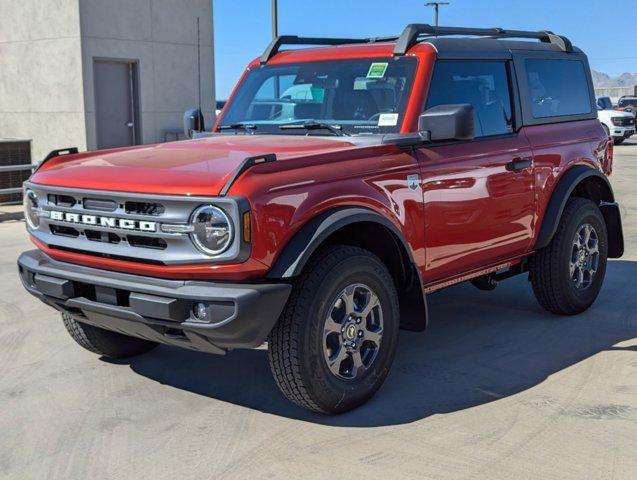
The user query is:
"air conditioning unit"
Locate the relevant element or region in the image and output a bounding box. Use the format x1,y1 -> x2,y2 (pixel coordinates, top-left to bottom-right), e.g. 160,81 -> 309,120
0,138 -> 32,204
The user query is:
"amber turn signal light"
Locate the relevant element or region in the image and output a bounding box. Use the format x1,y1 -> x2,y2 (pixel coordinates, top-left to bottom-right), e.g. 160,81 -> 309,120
243,211 -> 251,243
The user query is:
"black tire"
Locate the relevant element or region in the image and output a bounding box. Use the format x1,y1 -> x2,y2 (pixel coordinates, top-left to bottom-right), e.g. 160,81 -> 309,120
530,198 -> 608,315
62,313 -> 158,359
614,138 -> 625,145
268,245 -> 400,414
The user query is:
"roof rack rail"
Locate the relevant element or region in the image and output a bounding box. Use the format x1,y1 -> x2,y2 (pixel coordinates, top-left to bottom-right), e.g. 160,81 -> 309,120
259,25 -> 573,64
393,24 -> 573,56
260,35 -> 395,64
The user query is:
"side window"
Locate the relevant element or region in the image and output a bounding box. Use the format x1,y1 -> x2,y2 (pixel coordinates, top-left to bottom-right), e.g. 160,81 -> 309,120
524,59 -> 591,118
426,61 -> 513,138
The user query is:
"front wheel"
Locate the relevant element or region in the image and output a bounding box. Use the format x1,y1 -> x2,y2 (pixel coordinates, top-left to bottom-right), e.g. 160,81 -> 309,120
268,245 -> 400,414
614,138 -> 625,145
530,198 -> 608,315
62,314 -> 158,359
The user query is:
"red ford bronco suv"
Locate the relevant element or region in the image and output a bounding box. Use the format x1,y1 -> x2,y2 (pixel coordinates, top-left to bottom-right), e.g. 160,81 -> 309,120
18,25 -> 624,414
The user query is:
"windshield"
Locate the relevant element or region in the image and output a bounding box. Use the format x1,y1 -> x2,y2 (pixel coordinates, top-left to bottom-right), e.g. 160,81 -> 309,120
218,57 -> 417,135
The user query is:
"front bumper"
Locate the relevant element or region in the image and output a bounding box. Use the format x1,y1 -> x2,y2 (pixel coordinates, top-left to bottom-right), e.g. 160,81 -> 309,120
611,126 -> 635,138
18,249 -> 291,354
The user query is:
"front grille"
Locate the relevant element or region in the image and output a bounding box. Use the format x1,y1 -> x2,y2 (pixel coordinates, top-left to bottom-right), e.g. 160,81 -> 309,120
25,183 -> 244,266
85,229 -> 121,244
127,235 -> 167,250
50,225 -> 79,238
614,117 -> 635,127
125,201 -> 165,216
48,194 -> 76,208
83,198 -> 117,212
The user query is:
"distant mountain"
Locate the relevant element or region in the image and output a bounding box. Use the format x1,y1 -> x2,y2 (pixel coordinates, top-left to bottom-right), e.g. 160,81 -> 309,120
592,70 -> 637,88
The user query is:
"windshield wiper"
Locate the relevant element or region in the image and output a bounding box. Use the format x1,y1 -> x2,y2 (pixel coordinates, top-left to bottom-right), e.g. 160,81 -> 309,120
279,121 -> 349,137
217,123 -> 257,132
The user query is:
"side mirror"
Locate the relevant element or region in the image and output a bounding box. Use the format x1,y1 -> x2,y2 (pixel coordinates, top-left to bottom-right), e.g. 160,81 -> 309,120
183,108 -> 204,139
418,104 -> 475,142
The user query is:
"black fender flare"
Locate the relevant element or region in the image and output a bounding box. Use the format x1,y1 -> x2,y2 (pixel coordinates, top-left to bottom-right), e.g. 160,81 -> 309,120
268,207 -> 417,278
535,165 -> 624,257
267,206 -> 428,331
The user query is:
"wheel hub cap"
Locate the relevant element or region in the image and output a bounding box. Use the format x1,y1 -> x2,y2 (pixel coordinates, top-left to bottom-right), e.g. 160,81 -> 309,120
343,323 -> 358,341
323,283 -> 383,380
570,223 -> 599,291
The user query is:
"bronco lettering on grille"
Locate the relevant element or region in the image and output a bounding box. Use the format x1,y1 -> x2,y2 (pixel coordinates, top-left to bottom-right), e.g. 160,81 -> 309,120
49,210 -> 156,232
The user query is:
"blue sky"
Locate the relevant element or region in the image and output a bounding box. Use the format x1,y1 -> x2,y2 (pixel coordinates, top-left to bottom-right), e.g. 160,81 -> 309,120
213,0 -> 637,99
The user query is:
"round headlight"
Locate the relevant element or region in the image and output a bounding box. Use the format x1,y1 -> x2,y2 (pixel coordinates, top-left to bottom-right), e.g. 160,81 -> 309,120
23,189 -> 40,229
190,205 -> 233,256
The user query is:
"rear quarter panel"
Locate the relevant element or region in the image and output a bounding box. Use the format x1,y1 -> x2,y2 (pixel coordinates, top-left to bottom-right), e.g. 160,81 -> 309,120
524,119 -> 607,245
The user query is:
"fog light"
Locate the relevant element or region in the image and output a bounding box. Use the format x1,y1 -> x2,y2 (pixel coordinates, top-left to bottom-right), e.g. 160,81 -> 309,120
193,302 -> 208,321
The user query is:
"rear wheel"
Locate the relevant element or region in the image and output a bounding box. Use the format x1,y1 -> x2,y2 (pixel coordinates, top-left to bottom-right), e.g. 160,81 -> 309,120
268,245 -> 400,414
62,313 -> 158,358
614,138 -> 625,145
530,198 -> 608,315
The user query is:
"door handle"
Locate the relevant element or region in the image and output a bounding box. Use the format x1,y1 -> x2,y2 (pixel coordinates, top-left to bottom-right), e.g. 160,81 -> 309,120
125,122 -> 134,128
506,157 -> 533,172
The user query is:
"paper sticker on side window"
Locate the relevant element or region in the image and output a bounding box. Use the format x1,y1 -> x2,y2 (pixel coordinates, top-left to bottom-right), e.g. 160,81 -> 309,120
378,113 -> 399,126
367,62 -> 388,79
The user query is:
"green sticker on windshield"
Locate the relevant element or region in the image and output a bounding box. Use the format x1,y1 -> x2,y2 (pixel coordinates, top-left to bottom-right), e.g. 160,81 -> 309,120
367,62 -> 388,79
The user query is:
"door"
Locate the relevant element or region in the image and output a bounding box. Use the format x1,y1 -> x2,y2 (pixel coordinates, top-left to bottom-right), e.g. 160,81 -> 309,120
94,60 -> 138,149
416,60 -> 535,283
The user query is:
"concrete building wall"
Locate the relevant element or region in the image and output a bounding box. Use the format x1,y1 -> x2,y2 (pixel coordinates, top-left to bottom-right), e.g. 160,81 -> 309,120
0,0 -> 215,162
0,0 -> 87,161
79,0 -> 215,149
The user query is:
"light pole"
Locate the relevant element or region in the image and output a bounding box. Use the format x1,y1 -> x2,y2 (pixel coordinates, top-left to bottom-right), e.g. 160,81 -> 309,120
425,2 -> 449,27
272,0 -> 278,39
272,0 -> 279,97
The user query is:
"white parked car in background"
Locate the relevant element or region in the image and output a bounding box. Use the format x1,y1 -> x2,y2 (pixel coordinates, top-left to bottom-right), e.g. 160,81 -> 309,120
597,97 -> 635,144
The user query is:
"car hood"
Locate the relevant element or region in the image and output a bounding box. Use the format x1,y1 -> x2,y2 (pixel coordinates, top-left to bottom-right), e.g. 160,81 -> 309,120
31,134 -> 382,196
598,109 -> 634,119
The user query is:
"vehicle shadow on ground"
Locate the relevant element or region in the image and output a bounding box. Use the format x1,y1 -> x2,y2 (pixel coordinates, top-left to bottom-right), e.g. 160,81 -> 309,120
107,260 -> 637,427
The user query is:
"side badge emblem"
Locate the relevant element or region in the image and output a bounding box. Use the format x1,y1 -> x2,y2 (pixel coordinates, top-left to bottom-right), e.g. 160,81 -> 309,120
407,174 -> 420,191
